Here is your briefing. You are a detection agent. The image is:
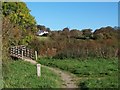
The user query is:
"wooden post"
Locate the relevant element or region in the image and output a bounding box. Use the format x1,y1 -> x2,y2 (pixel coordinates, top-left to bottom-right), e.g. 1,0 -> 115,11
18,47 -> 20,58
22,50 -> 23,59
35,51 -> 37,60
37,64 -> 41,77
13,47 -> 15,54
27,49 -> 29,57
30,50 -> 33,59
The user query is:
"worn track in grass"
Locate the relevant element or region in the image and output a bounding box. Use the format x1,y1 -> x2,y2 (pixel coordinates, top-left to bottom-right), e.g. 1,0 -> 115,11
42,65 -> 78,88
23,58 -> 78,88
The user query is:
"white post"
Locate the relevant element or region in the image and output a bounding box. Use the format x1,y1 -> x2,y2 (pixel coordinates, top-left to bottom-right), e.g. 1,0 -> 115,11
22,50 -> 23,60
35,51 -> 37,60
37,64 -> 41,77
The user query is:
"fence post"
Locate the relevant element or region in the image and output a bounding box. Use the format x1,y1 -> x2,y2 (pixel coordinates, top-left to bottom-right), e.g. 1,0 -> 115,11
22,50 -> 24,60
37,64 -> 41,77
35,51 -> 37,60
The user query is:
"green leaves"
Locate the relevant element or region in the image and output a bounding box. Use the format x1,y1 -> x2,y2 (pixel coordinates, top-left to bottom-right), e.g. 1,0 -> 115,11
2,2 -> 37,47
2,2 -> 36,30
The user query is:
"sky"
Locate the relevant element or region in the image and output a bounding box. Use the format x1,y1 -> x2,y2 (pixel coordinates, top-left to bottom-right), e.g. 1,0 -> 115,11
25,2 -> 118,31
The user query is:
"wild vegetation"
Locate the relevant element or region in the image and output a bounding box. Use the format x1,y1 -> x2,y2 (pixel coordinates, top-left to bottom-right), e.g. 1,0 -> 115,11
30,26 -> 118,59
2,2 -> 119,88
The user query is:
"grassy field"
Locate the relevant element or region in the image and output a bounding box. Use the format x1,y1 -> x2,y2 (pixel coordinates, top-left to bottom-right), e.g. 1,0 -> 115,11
4,60 -> 62,88
38,57 -> 118,88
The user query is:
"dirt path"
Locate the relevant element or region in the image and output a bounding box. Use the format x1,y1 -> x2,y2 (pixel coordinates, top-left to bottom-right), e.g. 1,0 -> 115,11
42,65 -> 78,88
22,58 -> 78,88
23,57 -> 37,64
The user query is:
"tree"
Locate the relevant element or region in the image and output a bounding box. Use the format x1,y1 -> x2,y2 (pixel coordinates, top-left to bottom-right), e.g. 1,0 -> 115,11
2,2 -> 37,45
46,28 -> 51,32
93,26 -> 117,40
37,25 -> 46,30
63,27 -> 69,32
2,2 -> 37,34
70,29 -> 82,38
82,29 -> 92,38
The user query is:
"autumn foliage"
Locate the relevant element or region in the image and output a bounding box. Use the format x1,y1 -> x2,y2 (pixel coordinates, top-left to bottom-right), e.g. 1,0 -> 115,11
29,26 -> 118,59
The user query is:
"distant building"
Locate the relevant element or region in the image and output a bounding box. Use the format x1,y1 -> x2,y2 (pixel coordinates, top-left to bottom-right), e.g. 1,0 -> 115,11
36,30 -> 49,36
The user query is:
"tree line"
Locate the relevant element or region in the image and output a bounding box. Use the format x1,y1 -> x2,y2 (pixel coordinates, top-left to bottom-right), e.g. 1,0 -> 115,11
30,26 -> 119,59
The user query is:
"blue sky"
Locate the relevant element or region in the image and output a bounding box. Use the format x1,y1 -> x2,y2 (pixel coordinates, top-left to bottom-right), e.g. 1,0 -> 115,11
26,2 -> 118,31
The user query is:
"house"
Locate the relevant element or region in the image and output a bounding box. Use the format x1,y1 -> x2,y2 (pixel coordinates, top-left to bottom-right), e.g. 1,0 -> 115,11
36,30 -> 49,36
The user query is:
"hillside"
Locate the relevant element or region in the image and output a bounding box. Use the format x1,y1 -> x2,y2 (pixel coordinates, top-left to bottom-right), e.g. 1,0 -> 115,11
2,2 -> 119,89
30,26 -> 118,59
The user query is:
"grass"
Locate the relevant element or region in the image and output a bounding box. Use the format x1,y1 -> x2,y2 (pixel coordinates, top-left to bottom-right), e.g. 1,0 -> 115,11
37,36 -> 49,41
38,57 -> 118,88
4,60 -> 62,88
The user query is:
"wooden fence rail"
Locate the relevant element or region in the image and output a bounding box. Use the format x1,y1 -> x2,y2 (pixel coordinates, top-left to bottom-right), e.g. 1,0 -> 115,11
10,45 -> 35,60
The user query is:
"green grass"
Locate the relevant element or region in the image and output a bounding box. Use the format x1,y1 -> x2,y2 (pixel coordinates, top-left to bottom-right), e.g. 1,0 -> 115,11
4,60 -> 62,88
37,36 -> 49,41
38,57 -> 118,88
